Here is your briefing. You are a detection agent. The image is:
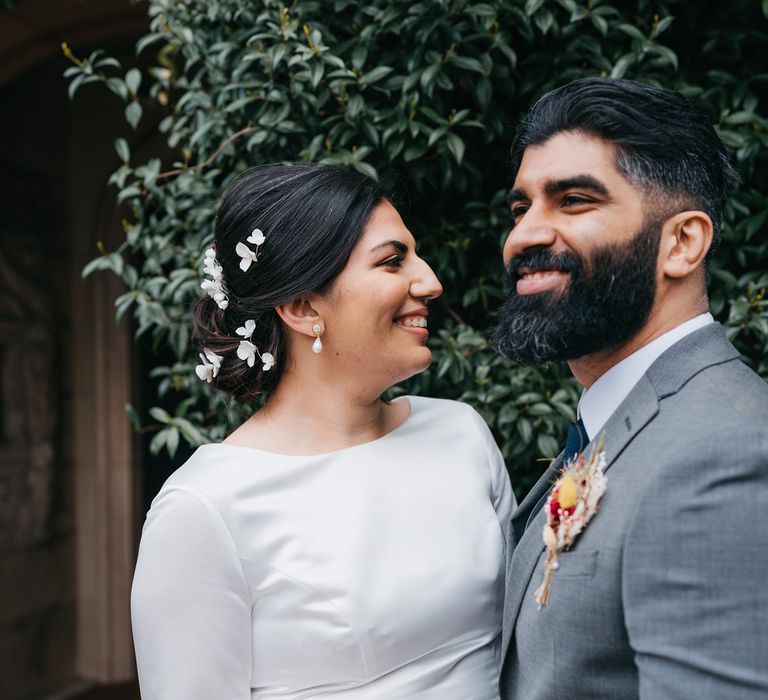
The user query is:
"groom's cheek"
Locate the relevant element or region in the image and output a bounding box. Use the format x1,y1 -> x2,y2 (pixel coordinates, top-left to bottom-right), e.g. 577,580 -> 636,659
502,230 -> 518,267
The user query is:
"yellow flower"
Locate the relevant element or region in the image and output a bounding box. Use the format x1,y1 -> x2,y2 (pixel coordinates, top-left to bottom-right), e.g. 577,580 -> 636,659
557,473 -> 579,509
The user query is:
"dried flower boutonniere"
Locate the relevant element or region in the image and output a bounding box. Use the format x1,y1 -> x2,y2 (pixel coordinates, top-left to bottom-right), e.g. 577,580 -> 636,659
535,435 -> 607,608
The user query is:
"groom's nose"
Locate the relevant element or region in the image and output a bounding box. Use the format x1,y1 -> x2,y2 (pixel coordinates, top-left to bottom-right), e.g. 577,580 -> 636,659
502,215 -> 558,266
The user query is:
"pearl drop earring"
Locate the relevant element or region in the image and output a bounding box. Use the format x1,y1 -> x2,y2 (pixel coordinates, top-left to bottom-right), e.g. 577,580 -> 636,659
312,323 -> 323,354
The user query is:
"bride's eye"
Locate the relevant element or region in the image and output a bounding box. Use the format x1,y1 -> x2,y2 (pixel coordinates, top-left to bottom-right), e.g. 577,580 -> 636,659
380,255 -> 404,268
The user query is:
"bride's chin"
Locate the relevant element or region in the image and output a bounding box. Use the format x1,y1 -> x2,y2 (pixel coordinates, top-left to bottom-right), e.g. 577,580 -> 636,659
357,349 -> 434,391
399,351 -> 434,379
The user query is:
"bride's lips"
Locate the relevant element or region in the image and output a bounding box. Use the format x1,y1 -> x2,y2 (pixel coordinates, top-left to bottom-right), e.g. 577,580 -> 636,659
516,267 -> 570,295
394,308 -> 429,338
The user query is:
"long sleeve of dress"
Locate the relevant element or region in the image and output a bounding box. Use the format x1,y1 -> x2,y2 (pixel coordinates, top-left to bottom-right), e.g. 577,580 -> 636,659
131,485 -> 252,700
469,407 -> 516,542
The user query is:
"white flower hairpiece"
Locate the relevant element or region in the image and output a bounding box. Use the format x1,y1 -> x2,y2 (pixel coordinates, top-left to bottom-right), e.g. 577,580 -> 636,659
236,340 -> 275,371
235,228 -> 267,272
248,228 -> 266,246
235,319 -> 256,340
235,317 -> 275,371
196,235 -> 276,382
200,247 -> 229,310
260,352 -> 276,371
195,348 -> 224,383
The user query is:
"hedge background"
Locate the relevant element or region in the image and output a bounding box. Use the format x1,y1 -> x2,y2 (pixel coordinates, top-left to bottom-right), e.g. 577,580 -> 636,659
67,0 -> 768,492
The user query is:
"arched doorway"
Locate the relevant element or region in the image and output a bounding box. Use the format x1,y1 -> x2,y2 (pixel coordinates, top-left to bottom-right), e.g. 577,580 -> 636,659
0,2 -> 147,697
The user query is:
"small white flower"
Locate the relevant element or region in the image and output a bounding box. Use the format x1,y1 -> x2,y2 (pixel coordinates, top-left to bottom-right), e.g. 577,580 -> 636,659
195,348 -> 223,382
236,319 -> 256,340
235,242 -> 259,272
201,247 -> 228,308
201,279 -> 218,295
203,262 -> 222,280
236,340 -> 274,371
543,526 -> 558,550
203,348 -> 223,374
261,352 -> 275,371
202,248 -> 222,279
237,340 -> 257,367
247,228 -> 266,246
195,361 -> 213,382
201,278 -> 228,309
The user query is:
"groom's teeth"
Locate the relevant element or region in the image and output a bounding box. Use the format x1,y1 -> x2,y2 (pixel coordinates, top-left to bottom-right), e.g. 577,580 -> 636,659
523,270 -> 559,280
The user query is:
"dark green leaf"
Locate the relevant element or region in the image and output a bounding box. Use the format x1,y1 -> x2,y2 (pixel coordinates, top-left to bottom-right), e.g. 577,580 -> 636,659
125,100 -> 142,129
125,68 -> 142,95
115,138 -> 130,163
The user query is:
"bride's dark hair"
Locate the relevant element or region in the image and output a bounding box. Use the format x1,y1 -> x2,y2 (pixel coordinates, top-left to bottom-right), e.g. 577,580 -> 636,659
193,163 -> 385,402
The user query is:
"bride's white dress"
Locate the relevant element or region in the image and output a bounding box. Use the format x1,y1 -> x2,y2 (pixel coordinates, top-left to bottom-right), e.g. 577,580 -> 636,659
131,396 -> 514,699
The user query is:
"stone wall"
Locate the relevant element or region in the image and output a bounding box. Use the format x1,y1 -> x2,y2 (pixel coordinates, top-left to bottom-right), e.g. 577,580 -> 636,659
0,61 -> 75,699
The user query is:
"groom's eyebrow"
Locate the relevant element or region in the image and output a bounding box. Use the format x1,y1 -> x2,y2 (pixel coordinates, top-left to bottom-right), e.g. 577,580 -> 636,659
506,175 -> 609,206
544,175 -> 610,197
506,187 -> 528,206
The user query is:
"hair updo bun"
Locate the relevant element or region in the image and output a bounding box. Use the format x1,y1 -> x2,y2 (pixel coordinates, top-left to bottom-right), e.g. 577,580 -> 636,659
193,163 -> 385,403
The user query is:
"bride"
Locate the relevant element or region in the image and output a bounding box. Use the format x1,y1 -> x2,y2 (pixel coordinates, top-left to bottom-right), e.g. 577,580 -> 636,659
131,163 -> 515,699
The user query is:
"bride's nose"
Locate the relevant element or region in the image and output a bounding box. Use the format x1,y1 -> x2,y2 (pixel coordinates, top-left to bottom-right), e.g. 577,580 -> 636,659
409,257 -> 443,301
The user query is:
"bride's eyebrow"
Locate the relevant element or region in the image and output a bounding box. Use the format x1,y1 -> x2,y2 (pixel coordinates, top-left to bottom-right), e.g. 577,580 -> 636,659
369,240 -> 408,254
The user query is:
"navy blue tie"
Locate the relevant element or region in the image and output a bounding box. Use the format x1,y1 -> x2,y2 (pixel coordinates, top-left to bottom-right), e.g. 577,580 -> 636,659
562,417 -> 590,465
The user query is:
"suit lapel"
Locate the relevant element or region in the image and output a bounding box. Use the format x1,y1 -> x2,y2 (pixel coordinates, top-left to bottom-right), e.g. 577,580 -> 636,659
583,375 -> 659,473
500,375 -> 660,662
509,456 -> 563,550
500,453 -> 563,661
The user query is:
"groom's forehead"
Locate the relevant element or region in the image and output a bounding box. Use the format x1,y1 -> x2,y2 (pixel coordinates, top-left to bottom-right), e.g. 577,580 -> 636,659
510,132 -> 632,198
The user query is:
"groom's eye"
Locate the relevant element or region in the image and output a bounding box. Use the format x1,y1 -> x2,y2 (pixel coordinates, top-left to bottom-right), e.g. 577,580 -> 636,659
511,205 -> 529,220
561,194 -> 592,207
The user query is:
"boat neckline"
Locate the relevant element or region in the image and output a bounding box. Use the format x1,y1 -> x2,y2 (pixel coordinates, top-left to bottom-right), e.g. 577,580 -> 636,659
199,396 -> 415,459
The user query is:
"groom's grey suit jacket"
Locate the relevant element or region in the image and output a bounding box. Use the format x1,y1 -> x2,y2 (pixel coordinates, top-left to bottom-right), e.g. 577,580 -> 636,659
500,323 -> 768,699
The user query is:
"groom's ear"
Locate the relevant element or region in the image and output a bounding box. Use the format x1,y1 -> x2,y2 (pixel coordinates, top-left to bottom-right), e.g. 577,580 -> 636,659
275,296 -> 322,338
659,210 -> 713,280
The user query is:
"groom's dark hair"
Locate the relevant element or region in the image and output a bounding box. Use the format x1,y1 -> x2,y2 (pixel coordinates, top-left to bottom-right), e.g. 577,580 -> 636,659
510,77 -> 739,257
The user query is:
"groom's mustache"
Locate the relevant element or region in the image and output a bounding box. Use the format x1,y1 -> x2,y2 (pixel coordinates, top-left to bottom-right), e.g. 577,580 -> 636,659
503,249 -> 583,292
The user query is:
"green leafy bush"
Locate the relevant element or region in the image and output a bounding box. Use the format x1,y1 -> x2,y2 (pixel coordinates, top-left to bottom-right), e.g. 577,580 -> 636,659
67,0 -> 768,491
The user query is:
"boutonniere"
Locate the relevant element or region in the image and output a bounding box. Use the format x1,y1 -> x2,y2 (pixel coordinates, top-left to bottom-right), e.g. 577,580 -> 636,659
535,435 -> 607,608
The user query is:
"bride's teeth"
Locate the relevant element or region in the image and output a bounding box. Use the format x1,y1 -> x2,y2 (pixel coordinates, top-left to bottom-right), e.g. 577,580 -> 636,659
399,317 -> 427,327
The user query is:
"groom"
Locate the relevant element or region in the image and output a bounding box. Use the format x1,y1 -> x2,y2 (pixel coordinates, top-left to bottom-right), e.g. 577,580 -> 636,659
496,77 -> 768,699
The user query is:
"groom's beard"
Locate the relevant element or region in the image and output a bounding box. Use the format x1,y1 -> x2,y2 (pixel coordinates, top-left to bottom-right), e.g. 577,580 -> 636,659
493,223 -> 661,364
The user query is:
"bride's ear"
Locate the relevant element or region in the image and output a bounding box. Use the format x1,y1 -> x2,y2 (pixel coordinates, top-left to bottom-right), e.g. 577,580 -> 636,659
275,297 -> 322,338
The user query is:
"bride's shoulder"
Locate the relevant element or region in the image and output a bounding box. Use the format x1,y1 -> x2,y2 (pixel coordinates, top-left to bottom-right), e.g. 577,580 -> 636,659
406,395 -> 487,427
151,443 -> 260,509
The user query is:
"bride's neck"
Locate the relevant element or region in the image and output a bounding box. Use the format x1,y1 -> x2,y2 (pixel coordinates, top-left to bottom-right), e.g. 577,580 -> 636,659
227,359 -> 404,455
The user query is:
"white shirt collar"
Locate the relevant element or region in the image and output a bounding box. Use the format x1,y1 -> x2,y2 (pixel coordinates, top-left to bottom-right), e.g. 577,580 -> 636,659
579,313 -> 714,440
